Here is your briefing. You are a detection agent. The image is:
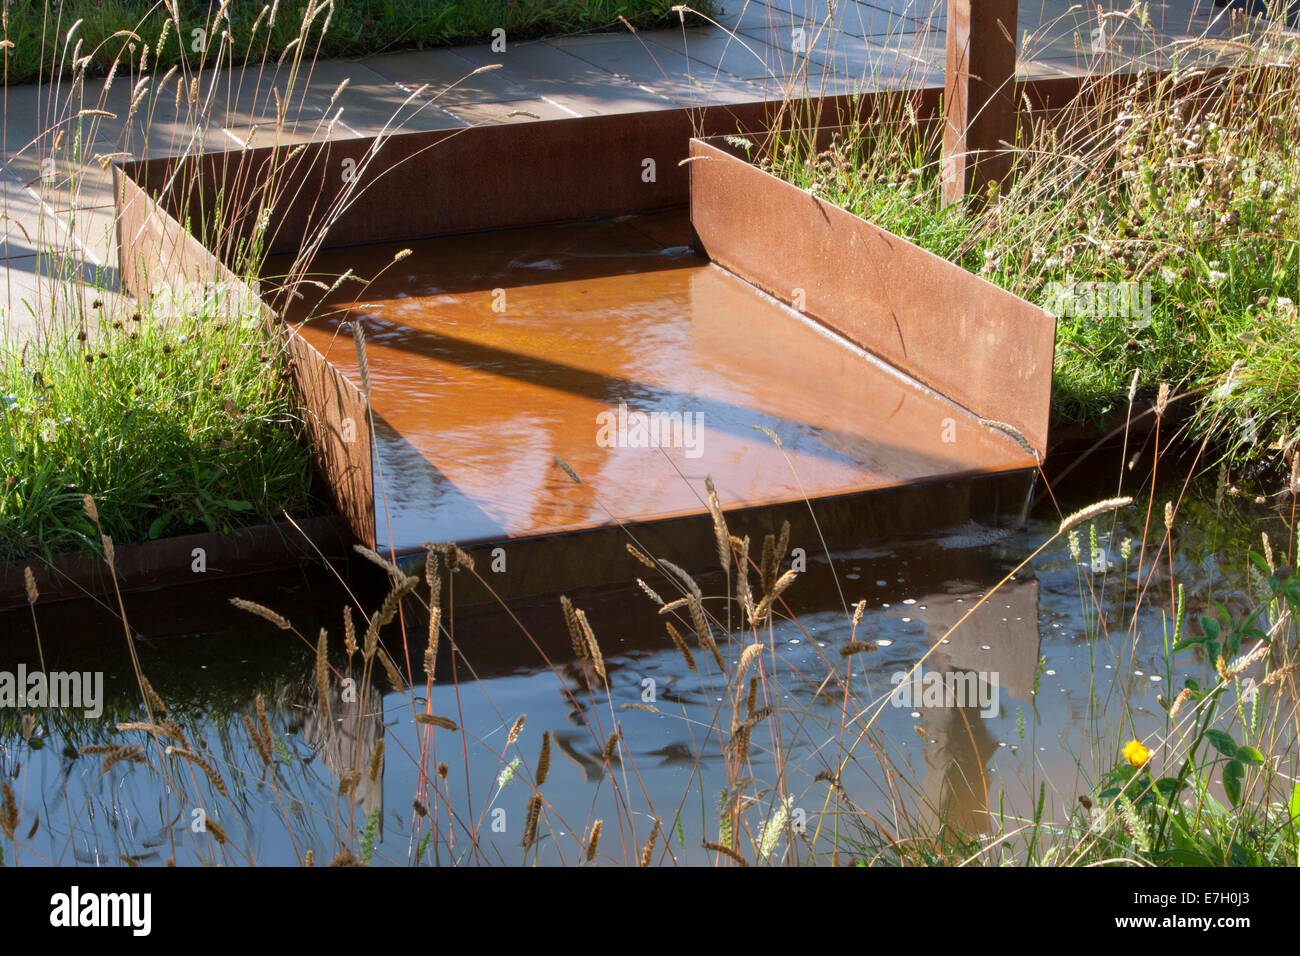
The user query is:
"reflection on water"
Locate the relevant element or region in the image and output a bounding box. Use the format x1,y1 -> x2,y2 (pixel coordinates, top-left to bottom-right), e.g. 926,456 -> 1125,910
0,480 -> 1292,865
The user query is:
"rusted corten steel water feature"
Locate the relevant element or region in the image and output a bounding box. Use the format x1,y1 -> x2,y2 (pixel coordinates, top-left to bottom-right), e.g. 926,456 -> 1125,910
98,80 -> 1082,606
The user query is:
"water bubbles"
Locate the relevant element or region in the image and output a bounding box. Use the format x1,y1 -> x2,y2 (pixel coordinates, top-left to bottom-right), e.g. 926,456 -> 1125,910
876,639 -> 893,647
903,598 -> 917,605
1044,669 -> 1056,676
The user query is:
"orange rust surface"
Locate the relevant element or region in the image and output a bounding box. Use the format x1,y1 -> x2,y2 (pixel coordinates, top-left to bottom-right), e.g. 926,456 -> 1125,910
272,211 -> 1036,553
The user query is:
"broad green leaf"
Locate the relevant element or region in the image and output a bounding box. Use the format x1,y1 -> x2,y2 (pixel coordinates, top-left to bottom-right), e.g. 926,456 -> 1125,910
1205,729 -> 1239,758
1237,745 -> 1266,765
1223,759 -> 1244,806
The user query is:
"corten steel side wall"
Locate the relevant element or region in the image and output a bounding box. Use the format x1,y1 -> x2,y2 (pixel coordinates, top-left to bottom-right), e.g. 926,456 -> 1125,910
394,470 -> 1035,607
114,167 -> 376,547
688,137 -> 1056,459
114,70 -> 1207,269
118,93 -> 954,260
0,517 -> 345,607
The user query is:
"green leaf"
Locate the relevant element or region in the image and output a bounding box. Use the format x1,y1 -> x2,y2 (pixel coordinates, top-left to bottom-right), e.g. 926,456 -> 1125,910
1237,745 -> 1266,765
147,513 -> 171,539
1205,729 -> 1239,758
1200,615 -> 1221,642
1223,759 -> 1244,806
1247,551 -> 1273,579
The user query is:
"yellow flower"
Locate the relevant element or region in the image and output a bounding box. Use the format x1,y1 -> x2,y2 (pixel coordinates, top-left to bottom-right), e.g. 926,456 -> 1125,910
1122,739 -> 1153,767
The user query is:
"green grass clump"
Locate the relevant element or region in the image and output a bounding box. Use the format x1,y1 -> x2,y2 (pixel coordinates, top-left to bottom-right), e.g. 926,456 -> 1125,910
1,0 -> 714,87
759,11 -> 1300,468
0,305 -> 315,563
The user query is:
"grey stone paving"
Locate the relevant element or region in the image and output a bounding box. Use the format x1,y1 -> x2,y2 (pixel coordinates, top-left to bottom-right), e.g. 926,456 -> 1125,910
0,0 -> 1267,346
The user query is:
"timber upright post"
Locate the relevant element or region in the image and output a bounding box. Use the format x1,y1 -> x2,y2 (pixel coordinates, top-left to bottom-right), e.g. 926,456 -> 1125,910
942,0 -> 1019,207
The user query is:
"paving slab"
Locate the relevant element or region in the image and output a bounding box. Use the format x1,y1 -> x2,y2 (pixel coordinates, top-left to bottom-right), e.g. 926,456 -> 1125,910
362,48 -> 537,109
547,33 -> 771,107
448,40 -> 676,115
444,97 -> 583,126
80,68 -> 221,160
836,1 -> 930,37
706,1 -> 785,30
642,26 -> 830,86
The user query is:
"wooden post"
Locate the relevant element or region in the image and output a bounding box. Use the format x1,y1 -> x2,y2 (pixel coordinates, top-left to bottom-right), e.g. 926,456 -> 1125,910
943,0 -> 1019,206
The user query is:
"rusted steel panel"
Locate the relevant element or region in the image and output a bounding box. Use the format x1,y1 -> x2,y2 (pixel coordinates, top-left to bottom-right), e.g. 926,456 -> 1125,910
388,470 -> 1034,608
120,94 -> 952,261
0,516 -> 346,609
114,72 -> 1186,272
943,0 -> 1019,204
689,137 -> 1055,458
115,76 -> 1180,276
283,328 -> 376,547
114,165 -> 251,311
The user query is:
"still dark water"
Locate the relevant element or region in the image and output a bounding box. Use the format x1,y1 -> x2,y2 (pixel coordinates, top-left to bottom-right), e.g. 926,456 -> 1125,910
1,463 -> 1294,865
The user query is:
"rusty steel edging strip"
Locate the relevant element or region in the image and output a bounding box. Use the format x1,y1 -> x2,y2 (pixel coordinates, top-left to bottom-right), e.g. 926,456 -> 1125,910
0,515 -> 347,610
385,468 -> 1036,608
115,69 -> 1209,270
688,136 -> 1056,459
